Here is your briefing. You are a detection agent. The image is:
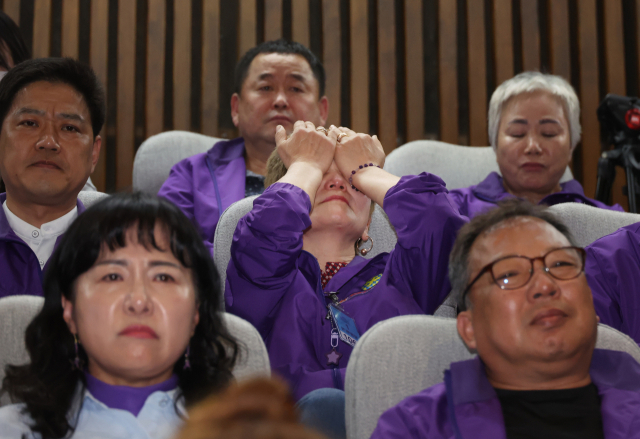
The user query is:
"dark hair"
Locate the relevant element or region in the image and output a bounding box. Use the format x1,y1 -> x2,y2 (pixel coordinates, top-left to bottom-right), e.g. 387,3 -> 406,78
449,199 -> 576,312
0,58 -> 105,137
0,11 -> 30,70
234,39 -> 326,97
2,193 -> 238,439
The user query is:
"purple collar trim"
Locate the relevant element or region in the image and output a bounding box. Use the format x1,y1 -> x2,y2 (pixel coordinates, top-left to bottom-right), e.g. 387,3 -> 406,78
84,373 -> 179,417
473,172 -> 584,203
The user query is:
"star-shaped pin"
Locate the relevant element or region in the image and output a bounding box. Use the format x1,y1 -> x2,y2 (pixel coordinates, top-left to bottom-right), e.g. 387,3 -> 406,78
326,348 -> 342,365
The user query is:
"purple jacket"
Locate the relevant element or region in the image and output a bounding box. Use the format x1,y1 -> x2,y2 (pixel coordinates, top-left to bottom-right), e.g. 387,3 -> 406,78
371,349 -> 640,439
449,172 -> 623,218
586,222 -> 640,345
225,174 -> 467,400
0,193 -> 86,298
158,138 -> 247,253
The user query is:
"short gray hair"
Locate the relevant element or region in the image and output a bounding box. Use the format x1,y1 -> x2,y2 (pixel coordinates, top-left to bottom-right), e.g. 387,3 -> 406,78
487,71 -> 581,152
449,199 -> 576,312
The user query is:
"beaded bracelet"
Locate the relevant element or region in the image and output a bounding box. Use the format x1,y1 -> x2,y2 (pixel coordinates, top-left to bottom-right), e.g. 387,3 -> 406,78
349,163 -> 380,192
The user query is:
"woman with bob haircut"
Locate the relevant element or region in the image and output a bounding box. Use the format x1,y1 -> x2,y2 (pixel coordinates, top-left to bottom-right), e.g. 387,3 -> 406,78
0,192 -> 238,439
449,71 -> 622,217
225,121 -> 466,431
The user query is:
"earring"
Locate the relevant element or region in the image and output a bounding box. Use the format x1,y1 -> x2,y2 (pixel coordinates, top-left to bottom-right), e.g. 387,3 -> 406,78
71,334 -> 83,370
354,237 -> 374,256
183,345 -> 191,371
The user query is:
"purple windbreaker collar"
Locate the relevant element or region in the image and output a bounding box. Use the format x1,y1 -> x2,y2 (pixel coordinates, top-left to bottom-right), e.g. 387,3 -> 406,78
84,372 -> 179,417
206,136 -> 246,166
449,349 -> 640,405
473,171 -> 585,203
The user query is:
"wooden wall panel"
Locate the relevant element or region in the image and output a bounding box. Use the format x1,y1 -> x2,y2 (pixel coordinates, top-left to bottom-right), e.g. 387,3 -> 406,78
89,0 -> 109,192
238,0 -> 257,58
173,0 -> 192,131
264,0 -> 283,41
292,0 -> 310,48
3,0 -> 20,24
61,0 -> 79,58
378,0 -> 397,153
603,0 -> 628,209
439,0 -> 458,144
0,0 -> 634,209
146,0 -> 166,138
549,0 -> 571,79
467,0 -> 488,146
116,0 -> 136,191
405,0 -> 424,142
202,0 -> 221,136
493,0 -> 514,85
577,0 -> 601,201
32,0 -> 52,58
322,0 -> 341,127
520,0 -> 540,71
350,0 -> 369,133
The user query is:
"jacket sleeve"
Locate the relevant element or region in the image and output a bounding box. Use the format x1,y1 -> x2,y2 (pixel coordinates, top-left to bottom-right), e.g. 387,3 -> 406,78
383,173 -> 468,314
225,183 -> 312,337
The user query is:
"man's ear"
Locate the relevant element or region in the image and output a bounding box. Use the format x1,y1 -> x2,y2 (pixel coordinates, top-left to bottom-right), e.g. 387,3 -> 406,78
231,93 -> 240,127
90,135 -> 102,173
61,296 -> 78,335
318,96 -> 329,126
457,311 -> 477,350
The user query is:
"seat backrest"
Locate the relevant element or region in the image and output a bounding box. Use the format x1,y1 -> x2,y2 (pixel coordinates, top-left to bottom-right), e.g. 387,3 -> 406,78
344,315 -> 640,439
77,191 -> 109,209
0,296 -> 269,407
384,140 -> 573,189
133,130 -> 223,195
548,203 -> 640,247
213,197 -> 398,296
0,295 -> 43,406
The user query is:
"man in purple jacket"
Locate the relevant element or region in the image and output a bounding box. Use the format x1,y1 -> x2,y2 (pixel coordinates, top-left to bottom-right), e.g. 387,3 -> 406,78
372,201 -> 640,439
158,39 -> 328,251
585,222 -> 640,346
0,58 -> 105,298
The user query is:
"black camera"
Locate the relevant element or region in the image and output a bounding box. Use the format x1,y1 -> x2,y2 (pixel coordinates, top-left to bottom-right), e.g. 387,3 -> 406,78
595,94 -> 640,212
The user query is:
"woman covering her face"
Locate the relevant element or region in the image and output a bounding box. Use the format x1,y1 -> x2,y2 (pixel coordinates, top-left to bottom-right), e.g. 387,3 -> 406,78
0,193 -> 237,439
448,71 -> 623,217
225,121 -> 466,408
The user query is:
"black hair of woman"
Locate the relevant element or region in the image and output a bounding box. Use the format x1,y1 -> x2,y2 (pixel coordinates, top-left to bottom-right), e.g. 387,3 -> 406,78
2,192 -> 238,439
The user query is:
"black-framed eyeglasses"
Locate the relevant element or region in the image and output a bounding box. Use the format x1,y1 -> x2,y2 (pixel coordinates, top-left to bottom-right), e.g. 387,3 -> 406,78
461,246 -> 586,306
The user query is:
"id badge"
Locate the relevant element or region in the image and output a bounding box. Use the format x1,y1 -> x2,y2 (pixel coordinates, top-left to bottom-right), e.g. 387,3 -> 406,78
328,303 -> 360,347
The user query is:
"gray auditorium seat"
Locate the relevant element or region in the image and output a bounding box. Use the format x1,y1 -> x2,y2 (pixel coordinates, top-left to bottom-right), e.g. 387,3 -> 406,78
213,197 -> 398,300
77,190 -> 109,208
345,315 -> 640,439
384,140 -> 572,188
133,130 -> 223,195
0,296 -> 269,407
549,202 -> 640,247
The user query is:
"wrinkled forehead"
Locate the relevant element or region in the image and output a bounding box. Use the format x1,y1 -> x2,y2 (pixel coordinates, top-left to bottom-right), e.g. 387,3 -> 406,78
469,216 -> 571,268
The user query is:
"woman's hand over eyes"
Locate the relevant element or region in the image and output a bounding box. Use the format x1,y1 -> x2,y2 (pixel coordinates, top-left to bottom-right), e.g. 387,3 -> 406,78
334,127 -> 386,180
275,121 -> 340,176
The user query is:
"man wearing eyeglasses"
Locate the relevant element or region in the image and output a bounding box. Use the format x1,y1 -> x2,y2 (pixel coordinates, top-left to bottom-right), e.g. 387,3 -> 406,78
371,200 -> 640,439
